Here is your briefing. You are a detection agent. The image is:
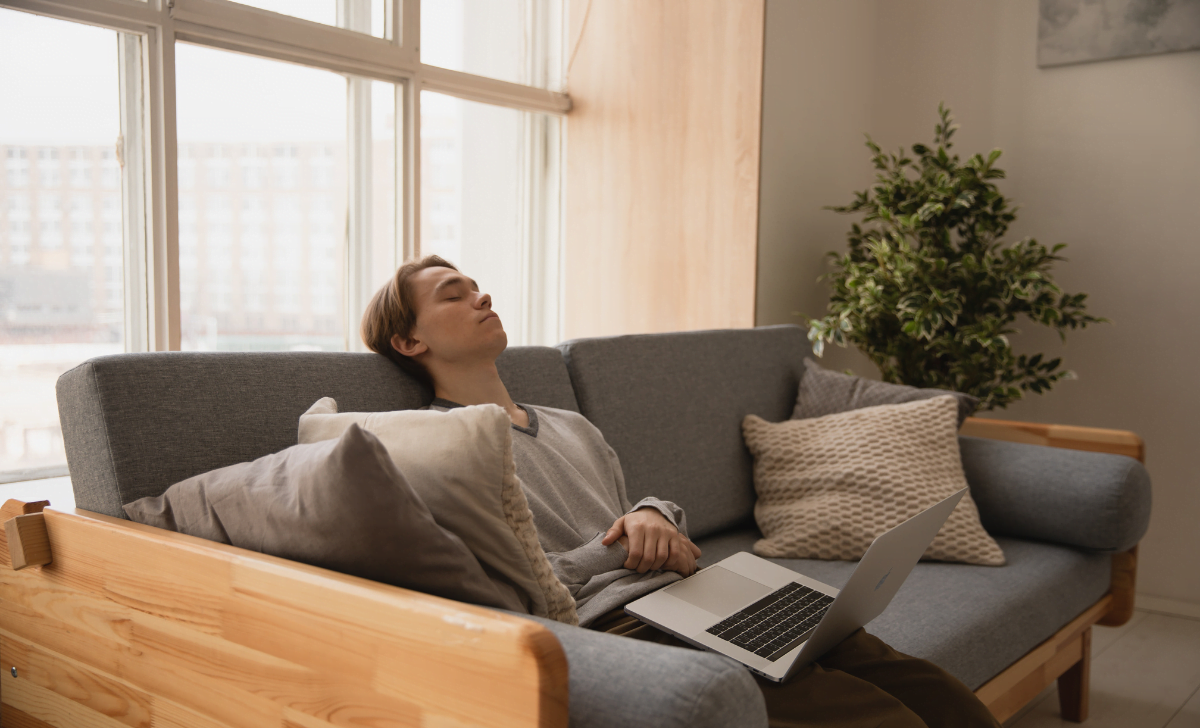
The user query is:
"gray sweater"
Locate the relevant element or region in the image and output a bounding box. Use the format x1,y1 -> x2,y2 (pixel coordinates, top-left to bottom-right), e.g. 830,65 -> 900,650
431,399 -> 687,626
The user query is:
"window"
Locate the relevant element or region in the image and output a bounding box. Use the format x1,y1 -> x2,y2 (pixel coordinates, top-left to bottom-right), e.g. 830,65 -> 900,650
0,8 -> 135,478
69,147 -> 91,187
232,0 -> 390,38
421,91 -> 562,346
37,147 -> 61,187
0,0 -> 568,482
6,147 -> 28,187
422,0 -> 564,90
176,43 -> 349,351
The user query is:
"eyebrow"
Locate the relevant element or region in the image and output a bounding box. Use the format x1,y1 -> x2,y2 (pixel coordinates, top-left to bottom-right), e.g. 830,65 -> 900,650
431,275 -> 479,297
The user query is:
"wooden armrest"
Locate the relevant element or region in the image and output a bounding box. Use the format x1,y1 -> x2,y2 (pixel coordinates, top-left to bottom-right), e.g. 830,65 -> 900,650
0,501 -> 568,728
960,416 -> 1144,463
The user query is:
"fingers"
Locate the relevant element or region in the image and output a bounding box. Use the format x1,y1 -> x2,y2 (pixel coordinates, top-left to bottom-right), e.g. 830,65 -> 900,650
665,534 -> 699,576
618,510 -> 694,574
624,528 -> 645,571
601,515 -> 626,546
681,541 -> 698,575
650,536 -> 670,572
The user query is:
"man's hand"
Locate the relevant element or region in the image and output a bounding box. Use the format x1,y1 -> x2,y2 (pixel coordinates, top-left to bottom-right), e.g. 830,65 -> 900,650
602,508 -> 702,576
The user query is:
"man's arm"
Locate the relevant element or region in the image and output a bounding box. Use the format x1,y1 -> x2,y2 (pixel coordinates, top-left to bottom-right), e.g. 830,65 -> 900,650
603,507 -> 701,576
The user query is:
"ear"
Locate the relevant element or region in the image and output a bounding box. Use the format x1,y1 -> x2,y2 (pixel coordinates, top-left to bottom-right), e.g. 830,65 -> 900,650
391,333 -> 427,358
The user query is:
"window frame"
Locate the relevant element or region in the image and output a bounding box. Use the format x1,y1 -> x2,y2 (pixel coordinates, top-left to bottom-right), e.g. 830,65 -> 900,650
1,0 -> 571,353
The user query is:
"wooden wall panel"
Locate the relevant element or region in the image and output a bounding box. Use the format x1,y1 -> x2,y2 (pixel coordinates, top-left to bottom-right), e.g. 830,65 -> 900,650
563,0 -> 765,339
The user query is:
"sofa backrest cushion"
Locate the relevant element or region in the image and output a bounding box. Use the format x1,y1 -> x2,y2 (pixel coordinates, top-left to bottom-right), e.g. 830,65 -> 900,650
58,346 -> 579,518
559,325 -> 808,540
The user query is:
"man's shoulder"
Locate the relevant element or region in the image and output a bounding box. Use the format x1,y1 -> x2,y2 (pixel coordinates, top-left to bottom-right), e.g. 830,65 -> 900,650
527,406 -> 607,441
528,404 -> 590,427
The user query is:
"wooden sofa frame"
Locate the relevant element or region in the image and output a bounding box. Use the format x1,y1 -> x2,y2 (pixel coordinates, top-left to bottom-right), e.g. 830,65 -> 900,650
0,417 -> 1142,727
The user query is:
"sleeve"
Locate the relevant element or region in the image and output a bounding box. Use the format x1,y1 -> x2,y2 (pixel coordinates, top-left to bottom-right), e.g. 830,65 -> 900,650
628,497 -> 689,538
543,532 -> 631,597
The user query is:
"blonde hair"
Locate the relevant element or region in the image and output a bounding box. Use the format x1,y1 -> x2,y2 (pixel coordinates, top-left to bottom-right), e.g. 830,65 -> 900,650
360,255 -> 459,387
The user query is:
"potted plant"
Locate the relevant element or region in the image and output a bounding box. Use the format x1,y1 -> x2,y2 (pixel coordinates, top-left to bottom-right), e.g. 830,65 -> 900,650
806,105 -> 1104,410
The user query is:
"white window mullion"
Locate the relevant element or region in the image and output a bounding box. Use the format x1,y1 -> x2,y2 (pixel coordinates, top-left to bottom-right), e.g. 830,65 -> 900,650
401,0 -> 420,262
401,0 -> 418,58
0,0 -> 159,31
117,31 -> 149,353
419,64 -> 570,116
172,0 -> 416,82
146,16 -> 180,351
402,78 -> 420,261
340,0 -> 373,352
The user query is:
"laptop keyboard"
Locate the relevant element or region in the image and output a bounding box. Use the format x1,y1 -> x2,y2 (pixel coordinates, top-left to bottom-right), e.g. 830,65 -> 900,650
705,582 -> 834,662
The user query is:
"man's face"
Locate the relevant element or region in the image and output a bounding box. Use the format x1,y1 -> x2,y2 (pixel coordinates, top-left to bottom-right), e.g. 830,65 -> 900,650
394,266 -> 507,366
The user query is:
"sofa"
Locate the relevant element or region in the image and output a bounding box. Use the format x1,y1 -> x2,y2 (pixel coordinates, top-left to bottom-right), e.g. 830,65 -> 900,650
0,325 -> 1151,728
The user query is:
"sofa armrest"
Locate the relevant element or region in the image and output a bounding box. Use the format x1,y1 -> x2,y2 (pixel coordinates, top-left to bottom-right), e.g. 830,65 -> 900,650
960,416 -> 1144,462
513,613 -> 768,728
958,436 -> 1151,552
0,501 -> 568,728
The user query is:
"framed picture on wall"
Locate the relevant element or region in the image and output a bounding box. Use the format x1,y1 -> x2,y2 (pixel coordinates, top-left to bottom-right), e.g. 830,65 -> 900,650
1038,0 -> 1200,67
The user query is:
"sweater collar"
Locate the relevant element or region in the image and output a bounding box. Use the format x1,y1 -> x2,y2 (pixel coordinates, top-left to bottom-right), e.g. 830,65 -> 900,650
429,398 -> 539,438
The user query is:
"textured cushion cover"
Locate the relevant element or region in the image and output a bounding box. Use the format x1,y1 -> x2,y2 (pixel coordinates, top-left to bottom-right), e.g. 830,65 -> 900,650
744,396 -> 1005,565
298,398 -> 578,625
57,346 -> 578,519
515,612 -> 768,728
695,528 -> 1111,690
959,436 -> 1152,552
794,358 -> 979,427
123,424 -> 515,610
559,325 -> 809,540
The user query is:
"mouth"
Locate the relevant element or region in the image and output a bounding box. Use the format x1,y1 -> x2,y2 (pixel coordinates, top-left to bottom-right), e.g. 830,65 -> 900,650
480,312 -> 500,323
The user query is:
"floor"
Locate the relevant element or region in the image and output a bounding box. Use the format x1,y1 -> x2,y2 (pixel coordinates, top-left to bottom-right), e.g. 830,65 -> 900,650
2,478 -> 1198,728
1004,608 -> 1200,728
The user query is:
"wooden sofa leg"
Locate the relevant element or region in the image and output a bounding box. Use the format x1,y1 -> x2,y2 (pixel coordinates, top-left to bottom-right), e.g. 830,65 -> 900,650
1057,626 -> 1091,722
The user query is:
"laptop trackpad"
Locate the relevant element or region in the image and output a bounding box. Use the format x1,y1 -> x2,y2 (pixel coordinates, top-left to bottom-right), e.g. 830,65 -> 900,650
664,566 -> 773,616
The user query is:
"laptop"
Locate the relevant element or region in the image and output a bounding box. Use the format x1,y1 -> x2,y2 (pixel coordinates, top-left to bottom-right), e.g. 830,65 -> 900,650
624,488 -> 966,683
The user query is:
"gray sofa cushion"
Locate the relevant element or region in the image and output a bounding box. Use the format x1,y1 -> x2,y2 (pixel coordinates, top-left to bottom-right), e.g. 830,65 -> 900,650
794,358 -> 979,427
497,346 -> 582,414
58,346 -> 578,518
559,325 -> 808,540
694,529 -> 1111,690
515,612 -> 768,728
959,436 -> 1152,552
123,424 -> 517,611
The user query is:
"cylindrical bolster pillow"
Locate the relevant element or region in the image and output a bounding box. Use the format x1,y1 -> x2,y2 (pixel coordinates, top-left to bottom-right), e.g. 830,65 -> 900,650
513,613 -> 768,728
959,436 -> 1151,552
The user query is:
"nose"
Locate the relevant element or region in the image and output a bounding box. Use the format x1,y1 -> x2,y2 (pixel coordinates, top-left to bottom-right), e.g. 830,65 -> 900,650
477,291 -> 492,309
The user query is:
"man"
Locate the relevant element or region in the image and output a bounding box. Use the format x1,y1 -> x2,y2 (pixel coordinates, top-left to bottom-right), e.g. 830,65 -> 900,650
362,255 -> 1000,728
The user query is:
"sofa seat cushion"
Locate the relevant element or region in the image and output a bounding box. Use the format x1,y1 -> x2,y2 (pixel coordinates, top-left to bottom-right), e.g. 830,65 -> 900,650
514,611 -> 768,728
693,529 -> 1111,690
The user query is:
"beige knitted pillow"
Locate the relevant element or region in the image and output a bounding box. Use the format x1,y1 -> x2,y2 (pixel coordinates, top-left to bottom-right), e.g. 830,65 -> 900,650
743,395 -> 1005,566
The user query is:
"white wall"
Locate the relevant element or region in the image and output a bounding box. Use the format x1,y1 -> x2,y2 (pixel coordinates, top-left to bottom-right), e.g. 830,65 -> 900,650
758,0 -> 1200,606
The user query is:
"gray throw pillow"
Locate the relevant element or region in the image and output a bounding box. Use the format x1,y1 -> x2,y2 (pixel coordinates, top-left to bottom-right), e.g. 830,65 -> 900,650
793,358 -> 979,428
123,423 -> 520,612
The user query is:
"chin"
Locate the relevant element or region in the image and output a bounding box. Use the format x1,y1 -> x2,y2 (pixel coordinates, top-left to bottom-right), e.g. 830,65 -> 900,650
482,327 -> 508,357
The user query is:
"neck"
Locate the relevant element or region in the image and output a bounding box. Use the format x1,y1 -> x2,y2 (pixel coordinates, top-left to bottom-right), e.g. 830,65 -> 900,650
430,360 -> 516,412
